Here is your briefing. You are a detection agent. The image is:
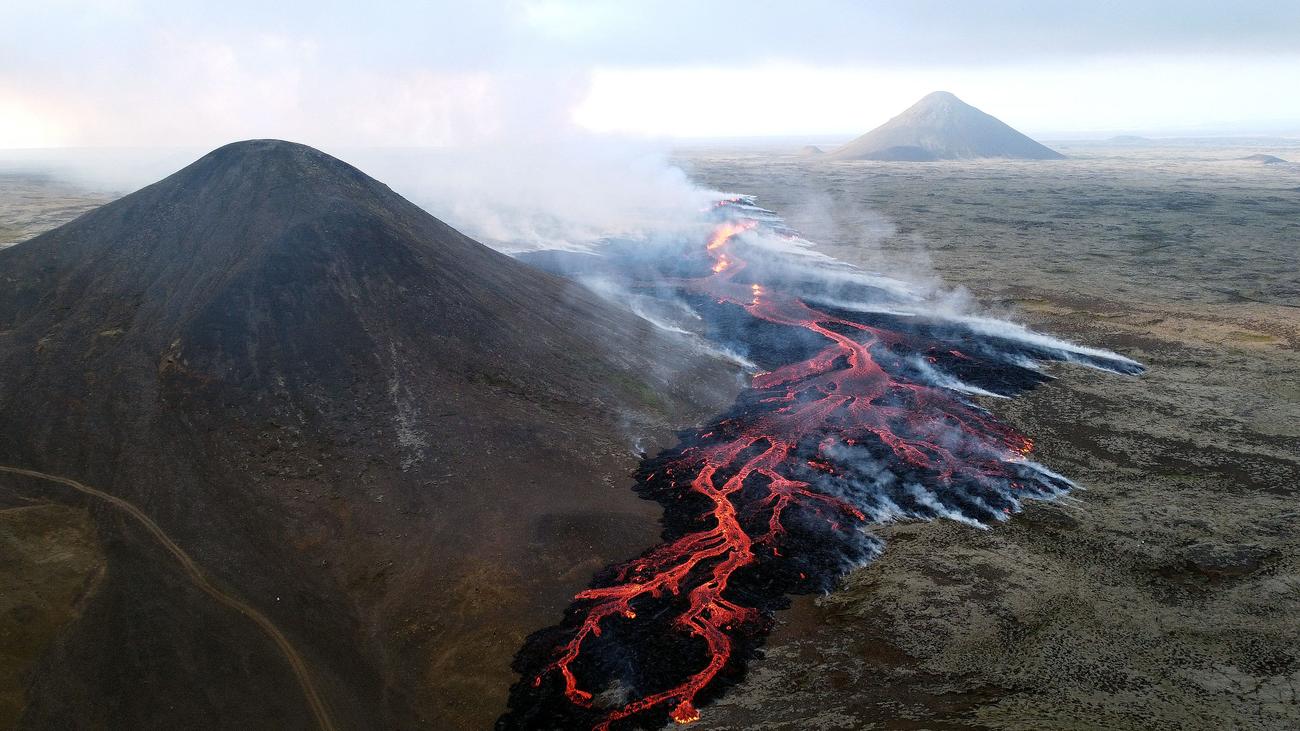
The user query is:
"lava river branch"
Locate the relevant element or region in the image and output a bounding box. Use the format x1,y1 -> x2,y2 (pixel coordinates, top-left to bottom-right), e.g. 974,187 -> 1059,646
499,198 -> 1144,731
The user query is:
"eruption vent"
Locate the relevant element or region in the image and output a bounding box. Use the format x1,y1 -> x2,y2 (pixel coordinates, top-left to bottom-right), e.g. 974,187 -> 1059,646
501,197 -> 1142,730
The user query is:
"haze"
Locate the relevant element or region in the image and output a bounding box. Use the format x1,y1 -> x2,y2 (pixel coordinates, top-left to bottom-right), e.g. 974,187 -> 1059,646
4,0 -> 1300,149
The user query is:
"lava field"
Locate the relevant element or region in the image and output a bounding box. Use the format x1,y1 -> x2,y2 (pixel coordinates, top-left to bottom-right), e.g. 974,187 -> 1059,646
501,198 -> 1143,730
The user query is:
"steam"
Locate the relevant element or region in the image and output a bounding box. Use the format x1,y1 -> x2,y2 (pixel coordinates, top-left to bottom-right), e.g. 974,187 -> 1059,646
3,60 -> 721,256
501,190 -> 1144,728
908,356 -> 1009,399
2,125 -> 1144,394
514,187 -> 1137,384
351,140 -> 718,252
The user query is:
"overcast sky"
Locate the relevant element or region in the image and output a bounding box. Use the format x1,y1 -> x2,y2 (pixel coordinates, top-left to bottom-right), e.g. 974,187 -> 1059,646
3,0 -> 1299,148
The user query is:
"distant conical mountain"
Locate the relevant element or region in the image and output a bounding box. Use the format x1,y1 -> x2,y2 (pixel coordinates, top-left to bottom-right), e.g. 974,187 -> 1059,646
1242,153 -> 1288,165
0,140 -> 733,729
829,91 -> 1065,161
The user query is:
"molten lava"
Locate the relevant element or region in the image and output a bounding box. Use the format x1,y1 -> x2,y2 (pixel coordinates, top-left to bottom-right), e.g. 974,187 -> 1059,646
501,198 -> 1142,731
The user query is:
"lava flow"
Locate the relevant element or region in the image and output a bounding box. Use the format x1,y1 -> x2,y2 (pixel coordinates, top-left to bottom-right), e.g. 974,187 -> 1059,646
500,198 -> 1143,731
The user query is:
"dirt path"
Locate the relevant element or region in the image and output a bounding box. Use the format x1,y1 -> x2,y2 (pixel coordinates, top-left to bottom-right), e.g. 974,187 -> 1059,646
0,465 -> 338,731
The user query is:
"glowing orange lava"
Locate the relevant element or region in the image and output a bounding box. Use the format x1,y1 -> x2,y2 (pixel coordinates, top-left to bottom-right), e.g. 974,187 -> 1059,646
706,220 -> 755,250
502,195 -> 1142,731
529,216 -> 1037,729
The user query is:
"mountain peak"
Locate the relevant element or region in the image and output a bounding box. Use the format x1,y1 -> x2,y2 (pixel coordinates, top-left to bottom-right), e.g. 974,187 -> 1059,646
170,138 -> 377,201
0,141 -> 492,380
210,137 -> 318,157
198,139 -> 359,175
919,90 -> 961,104
828,91 -> 1064,161
5,141 -> 422,283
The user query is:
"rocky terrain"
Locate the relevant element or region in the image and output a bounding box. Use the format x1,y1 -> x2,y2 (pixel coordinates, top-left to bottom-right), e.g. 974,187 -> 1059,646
672,141 -> 1299,729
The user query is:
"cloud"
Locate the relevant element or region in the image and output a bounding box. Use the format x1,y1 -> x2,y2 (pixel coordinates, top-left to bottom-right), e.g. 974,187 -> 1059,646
2,0 -> 1299,148
11,2 -> 1300,76
575,56 -> 1300,138
517,0 -> 1300,67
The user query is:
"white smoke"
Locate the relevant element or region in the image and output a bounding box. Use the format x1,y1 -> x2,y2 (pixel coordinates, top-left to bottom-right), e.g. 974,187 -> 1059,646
350,139 -> 718,252
908,356 -> 1010,399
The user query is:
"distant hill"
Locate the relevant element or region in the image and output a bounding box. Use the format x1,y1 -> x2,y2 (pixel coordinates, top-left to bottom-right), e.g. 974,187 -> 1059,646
0,140 -> 733,729
1109,134 -> 1152,143
799,145 -> 825,156
1241,153 -> 1289,165
828,91 -> 1065,161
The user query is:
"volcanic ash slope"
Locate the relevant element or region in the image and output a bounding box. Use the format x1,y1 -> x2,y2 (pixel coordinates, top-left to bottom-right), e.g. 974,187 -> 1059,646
0,139 -> 737,730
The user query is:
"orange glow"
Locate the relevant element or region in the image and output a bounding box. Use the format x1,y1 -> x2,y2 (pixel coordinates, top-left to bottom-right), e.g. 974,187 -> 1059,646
706,220 -> 755,250
705,220 -> 754,278
670,701 -> 701,724
530,207 -> 1047,731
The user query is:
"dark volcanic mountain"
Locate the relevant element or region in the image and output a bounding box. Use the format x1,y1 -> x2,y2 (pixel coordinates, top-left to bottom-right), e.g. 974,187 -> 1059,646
829,91 -> 1065,161
0,140 -> 734,729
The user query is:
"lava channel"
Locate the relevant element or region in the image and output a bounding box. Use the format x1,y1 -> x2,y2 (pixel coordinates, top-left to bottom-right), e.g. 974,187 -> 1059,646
499,198 -> 1143,730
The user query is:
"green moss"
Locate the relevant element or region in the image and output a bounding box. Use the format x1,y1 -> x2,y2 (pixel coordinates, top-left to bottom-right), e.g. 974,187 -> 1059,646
608,371 -> 670,416
0,504 -> 105,726
1226,330 -> 1277,344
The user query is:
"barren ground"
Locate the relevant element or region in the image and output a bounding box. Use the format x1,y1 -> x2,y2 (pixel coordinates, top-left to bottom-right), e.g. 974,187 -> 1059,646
0,174 -> 110,250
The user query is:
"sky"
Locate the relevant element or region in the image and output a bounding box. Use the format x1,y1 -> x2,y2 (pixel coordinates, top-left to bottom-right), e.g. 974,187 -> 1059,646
2,1 -> 1299,149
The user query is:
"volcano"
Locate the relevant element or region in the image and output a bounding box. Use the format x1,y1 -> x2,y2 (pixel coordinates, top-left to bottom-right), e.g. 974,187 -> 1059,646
829,91 -> 1065,161
0,140 -> 734,729
1241,153 -> 1289,165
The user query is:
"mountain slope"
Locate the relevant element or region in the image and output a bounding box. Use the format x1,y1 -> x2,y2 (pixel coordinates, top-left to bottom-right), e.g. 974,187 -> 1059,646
829,91 -> 1065,161
0,140 -> 735,729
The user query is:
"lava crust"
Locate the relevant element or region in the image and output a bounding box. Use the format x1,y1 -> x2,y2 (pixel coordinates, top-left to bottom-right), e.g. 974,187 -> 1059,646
501,198 -> 1142,730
